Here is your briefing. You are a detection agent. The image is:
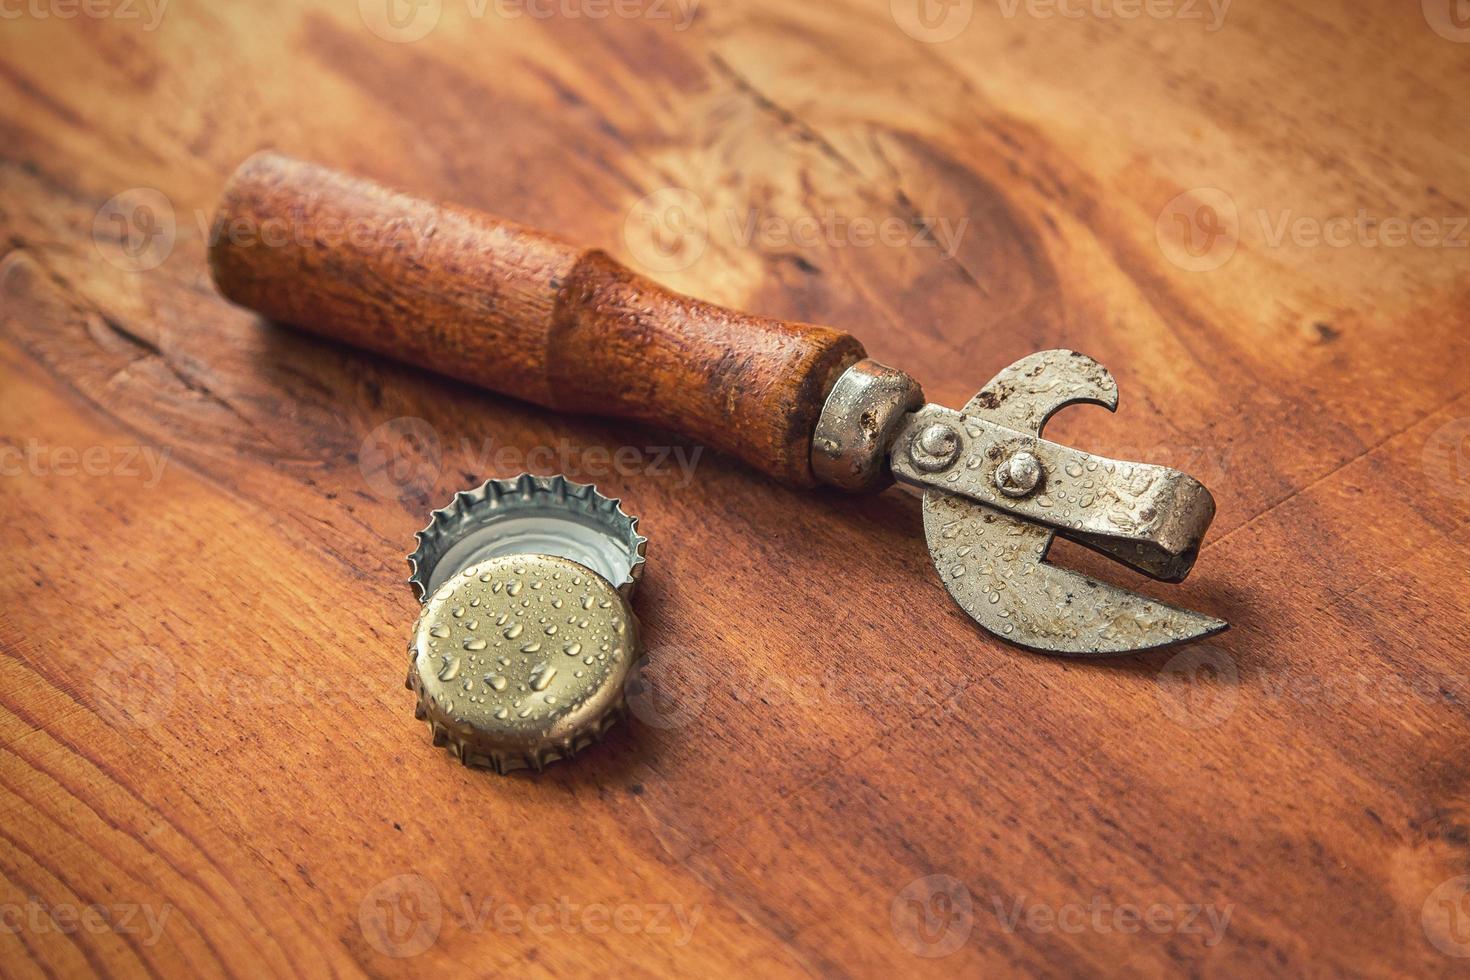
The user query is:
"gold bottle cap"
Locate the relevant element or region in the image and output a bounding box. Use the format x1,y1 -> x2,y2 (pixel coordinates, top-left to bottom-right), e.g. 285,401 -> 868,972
405,476 -> 647,774
408,554 -> 638,773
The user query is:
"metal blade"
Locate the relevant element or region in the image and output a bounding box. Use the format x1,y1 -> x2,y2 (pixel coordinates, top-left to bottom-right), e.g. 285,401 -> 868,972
918,350 -> 1227,655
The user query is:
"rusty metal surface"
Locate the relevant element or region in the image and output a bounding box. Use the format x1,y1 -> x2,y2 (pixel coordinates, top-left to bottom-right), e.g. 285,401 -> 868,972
898,350 -> 1227,655
811,359 -> 925,492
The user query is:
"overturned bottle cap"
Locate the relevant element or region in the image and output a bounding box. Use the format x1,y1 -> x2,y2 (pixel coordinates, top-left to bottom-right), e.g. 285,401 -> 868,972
405,475 -> 647,774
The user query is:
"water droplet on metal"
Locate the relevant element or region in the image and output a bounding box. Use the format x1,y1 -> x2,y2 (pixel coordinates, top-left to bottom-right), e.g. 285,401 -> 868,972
529,665 -> 557,691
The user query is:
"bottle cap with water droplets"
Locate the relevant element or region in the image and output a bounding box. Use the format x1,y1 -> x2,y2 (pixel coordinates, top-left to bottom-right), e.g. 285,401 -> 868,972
405,474 -> 647,774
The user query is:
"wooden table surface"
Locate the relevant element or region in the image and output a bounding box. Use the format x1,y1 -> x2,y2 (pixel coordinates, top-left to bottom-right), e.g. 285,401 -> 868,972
2,1 -> 1469,976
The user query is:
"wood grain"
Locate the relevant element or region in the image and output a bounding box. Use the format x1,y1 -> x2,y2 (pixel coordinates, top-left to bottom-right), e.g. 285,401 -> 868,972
2,1 -> 1469,977
210,153 -> 864,486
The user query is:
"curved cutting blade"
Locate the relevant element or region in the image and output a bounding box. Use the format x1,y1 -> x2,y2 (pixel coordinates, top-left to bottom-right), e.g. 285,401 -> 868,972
921,350 -> 1227,655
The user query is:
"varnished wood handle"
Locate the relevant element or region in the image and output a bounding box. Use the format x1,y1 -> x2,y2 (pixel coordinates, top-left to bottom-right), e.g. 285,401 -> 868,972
208,153 -> 865,486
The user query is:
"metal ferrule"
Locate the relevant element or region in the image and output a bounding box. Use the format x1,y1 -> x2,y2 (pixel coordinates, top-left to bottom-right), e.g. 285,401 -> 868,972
811,359 -> 925,492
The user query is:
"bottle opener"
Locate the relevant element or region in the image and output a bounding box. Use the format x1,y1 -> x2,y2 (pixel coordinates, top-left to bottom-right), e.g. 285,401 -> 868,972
209,153 -> 1227,656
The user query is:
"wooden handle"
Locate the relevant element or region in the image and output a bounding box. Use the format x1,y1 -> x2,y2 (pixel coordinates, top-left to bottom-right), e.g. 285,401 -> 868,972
208,153 -> 865,486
